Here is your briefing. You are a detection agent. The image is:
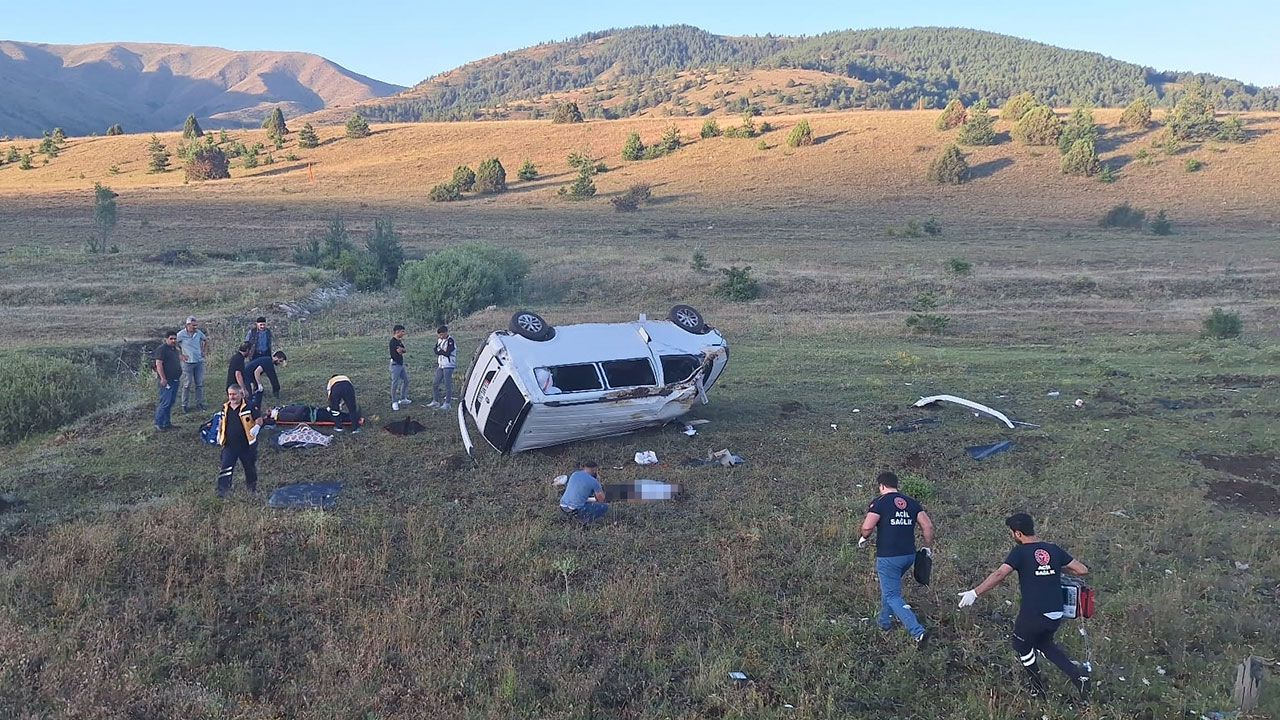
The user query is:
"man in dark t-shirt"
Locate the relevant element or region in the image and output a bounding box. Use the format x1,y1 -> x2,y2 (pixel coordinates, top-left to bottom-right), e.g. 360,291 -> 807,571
246,351 -> 287,410
859,470 -> 936,648
957,513 -> 1092,697
152,330 -> 182,430
389,324 -> 410,410
227,342 -> 251,394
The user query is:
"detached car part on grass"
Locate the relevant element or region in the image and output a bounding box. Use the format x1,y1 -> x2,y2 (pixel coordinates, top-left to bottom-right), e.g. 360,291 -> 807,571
458,305 -> 728,456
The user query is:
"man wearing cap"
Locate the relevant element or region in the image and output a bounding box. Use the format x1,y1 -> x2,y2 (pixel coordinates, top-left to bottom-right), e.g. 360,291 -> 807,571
245,316 -> 274,360
176,316 -> 209,413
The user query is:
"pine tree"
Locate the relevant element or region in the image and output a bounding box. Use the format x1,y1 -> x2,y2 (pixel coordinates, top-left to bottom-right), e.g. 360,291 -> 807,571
474,158 -> 506,194
262,107 -> 289,138
146,135 -> 170,173
452,165 -> 476,192
1000,92 -> 1037,121
927,144 -> 969,184
1060,139 -> 1100,176
51,128 -> 67,144
1012,105 -> 1062,145
1168,86 -> 1218,140
1058,108 -> 1098,155
182,115 -> 204,139
345,113 -> 371,139
957,100 -> 997,145
622,132 -> 645,161
551,102 -> 584,124
90,183 -> 119,253
1119,99 -> 1153,129
38,133 -> 58,157
106,124 -> 124,136
935,99 -> 966,130
297,123 -> 320,148
5,147 -> 18,164
517,159 -> 538,181
786,120 -> 814,147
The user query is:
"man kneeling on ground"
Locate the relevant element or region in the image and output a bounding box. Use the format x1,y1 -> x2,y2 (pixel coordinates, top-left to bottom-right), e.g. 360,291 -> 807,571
217,385 -> 263,498
559,460 -> 608,524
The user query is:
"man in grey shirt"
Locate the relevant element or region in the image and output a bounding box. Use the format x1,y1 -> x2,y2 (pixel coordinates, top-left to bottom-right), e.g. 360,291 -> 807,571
176,316 -> 210,413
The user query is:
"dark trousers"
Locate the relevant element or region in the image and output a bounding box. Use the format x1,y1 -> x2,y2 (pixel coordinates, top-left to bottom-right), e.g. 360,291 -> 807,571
1012,613 -> 1083,687
254,363 -> 280,396
328,381 -> 361,426
218,444 -> 258,497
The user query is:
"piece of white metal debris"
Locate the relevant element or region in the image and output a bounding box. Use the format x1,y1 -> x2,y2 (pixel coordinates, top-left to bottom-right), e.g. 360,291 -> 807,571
634,451 -> 659,465
1235,561 -> 1250,571
913,394 -> 1016,429
1108,510 -> 1130,518
552,474 -> 569,486
683,424 -> 697,436
1047,391 -> 1061,397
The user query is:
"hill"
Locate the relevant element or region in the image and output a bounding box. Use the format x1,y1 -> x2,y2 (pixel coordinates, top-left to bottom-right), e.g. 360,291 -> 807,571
350,25 -> 1278,123
0,41 -> 404,137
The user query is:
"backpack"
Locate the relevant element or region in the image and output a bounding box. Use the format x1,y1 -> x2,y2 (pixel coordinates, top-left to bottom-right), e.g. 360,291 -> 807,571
1061,576 -> 1096,619
199,412 -> 222,445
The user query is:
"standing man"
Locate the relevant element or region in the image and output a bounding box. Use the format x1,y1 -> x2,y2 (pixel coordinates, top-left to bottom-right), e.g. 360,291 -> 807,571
389,324 -> 411,411
859,470 -> 935,649
176,315 -> 209,413
216,385 -> 263,498
246,351 -> 287,411
558,460 -> 608,524
428,325 -> 456,410
326,374 -> 362,433
227,342 -> 252,398
957,513 -> 1091,697
152,330 -> 182,431
245,316 -> 273,360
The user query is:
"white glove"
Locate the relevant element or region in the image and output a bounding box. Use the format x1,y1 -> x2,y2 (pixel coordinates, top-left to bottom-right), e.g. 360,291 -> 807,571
921,547 -> 933,558
957,589 -> 978,608
857,536 -> 868,548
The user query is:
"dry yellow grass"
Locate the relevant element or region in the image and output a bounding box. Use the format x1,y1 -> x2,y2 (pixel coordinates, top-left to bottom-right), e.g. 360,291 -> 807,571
3,110 -> 1278,226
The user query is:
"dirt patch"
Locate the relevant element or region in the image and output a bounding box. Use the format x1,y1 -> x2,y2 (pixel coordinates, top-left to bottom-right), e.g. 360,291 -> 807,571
778,401 -> 810,418
1206,480 -> 1280,514
1195,453 -> 1280,483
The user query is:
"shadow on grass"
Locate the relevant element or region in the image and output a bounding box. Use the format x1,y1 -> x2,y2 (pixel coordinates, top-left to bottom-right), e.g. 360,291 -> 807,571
969,157 -> 1014,180
814,130 -> 849,145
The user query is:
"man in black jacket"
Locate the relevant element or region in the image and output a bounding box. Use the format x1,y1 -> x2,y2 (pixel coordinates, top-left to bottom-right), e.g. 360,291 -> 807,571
957,513 -> 1092,697
245,316 -> 273,359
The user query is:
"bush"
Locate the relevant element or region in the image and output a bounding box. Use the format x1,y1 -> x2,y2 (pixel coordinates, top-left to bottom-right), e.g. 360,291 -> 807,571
906,314 -> 950,334
106,124 -> 124,136
1012,105 -> 1062,145
957,100 -> 997,145
1184,158 -> 1203,172
182,114 -> 203,139
1148,210 -> 1172,235
898,474 -> 936,502
401,244 -> 528,322
786,120 -> 814,147
87,183 -> 118,254
517,159 -> 538,181
428,182 -> 462,202
700,118 -> 721,138
1168,87 -> 1218,141
714,266 -> 760,301
1058,108 -> 1098,155
936,99 -> 966,130
610,183 -> 651,212
365,218 -> 404,286
1202,307 -> 1242,339
345,113 -> 371,139
1216,115 -> 1246,143
1119,99 -> 1153,129
944,258 -> 972,276
474,158 -> 506,194
1097,164 -> 1117,183
297,123 -> 320,148
1100,203 -> 1146,229
452,165 -> 476,192
691,249 -> 710,272
551,102 -> 584,124
1060,139 -> 1100,176
622,133 -> 645,161
654,126 -> 681,155
927,144 -> 969,185
184,143 -> 230,181
1000,92 -> 1037,121
0,354 -> 110,444
559,168 -> 597,199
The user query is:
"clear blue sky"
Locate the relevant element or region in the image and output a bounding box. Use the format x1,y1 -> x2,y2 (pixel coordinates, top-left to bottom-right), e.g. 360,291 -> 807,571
8,0 -> 1278,88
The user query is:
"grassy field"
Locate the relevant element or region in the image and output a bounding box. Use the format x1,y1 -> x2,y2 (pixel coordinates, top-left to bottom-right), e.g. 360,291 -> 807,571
0,110 -> 1278,719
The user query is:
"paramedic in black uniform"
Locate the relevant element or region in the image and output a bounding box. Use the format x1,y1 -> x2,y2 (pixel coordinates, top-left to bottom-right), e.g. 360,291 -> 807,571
957,512 -> 1092,697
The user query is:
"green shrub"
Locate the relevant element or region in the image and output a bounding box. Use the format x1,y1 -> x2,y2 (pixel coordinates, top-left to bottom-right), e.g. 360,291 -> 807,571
1012,105 -> 1062,145
452,165 -> 476,192
1184,158 -> 1203,172
87,183 -> 118,254
1216,115 -> 1246,143
0,354 -> 110,444
474,158 -> 506,194
184,143 -> 230,181
935,99 -> 966,130
944,258 -> 972,276
106,123 -> 124,136
262,107 -> 288,137
18,153 -> 33,170
898,474 -> 936,502
365,218 -> 404,286
1202,307 -> 1242,339
910,291 -> 938,312
182,114 -> 203,139
622,133 -> 645,161
756,139 -> 769,150
297,123 -> 320,148
428,182 -> 462,202
958,100 -> 997,145
1000,92 -> 1037,121
921,217 -> 942,236
1097,164 -> 1117,183
1148,210 -> 1172,235
1060,139 -> 1100,176
927,144 -> 969,185
551,102 -> 584,124
517,159 -> 538,180
1168,87 -> 1218,141
610,183 -> 651,212
691,249 -> 710,272
906,313 -> 950,334
345,113 -> 371,139
654,126 -> 681,155
1058,108 -> 1098,155
700,119 -> 721,138
1100,203 -> 1146,229
146,135 -> 169,173
786,120 -> 814,147
715,266 -> 760,301
400,244 -> 528,322
1119,99 -> 1153,129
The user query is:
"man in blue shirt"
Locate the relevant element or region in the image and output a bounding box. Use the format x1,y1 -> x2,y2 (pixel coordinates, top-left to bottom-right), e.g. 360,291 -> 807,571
859,470 -> 935,649
245,316 -> 273,360
559,460 -> 608,524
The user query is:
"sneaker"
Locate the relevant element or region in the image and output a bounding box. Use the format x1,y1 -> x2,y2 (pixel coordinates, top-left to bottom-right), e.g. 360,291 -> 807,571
439,403 -> 451,411
351,427 -> 362,434
400,398 -> 412,406
426,401 -> 440,408
914,630 -> 930,651
392,402 -> 400,411
334,426 -> 344,433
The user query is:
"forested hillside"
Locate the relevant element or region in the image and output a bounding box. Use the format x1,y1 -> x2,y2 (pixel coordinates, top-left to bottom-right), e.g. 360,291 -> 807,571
359,25 -> 1277,122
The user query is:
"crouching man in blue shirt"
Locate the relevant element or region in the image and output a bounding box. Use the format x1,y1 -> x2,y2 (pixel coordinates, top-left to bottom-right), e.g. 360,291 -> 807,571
559,460 -> 608,524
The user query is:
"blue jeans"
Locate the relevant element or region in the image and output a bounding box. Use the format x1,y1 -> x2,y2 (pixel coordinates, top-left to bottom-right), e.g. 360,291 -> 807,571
564,502 -> 608,524
180,361 -> 205,411
876,554 -> 925,637
433,367 -> 454,404
155,380 -> 178,428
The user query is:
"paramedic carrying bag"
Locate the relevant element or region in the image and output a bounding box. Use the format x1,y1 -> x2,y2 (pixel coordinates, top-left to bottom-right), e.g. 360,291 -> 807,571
1061,575 -> 1096,619
913,547 -> 933,585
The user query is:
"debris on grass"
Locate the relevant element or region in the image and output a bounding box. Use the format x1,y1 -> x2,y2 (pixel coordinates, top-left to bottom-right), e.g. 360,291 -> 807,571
966,440 -> 1015,460
685,449 -> 746,467
267,482 -> 343,510
886,417 -> 942,434
634,450 -> 659,465
914,394 -> 1016,429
